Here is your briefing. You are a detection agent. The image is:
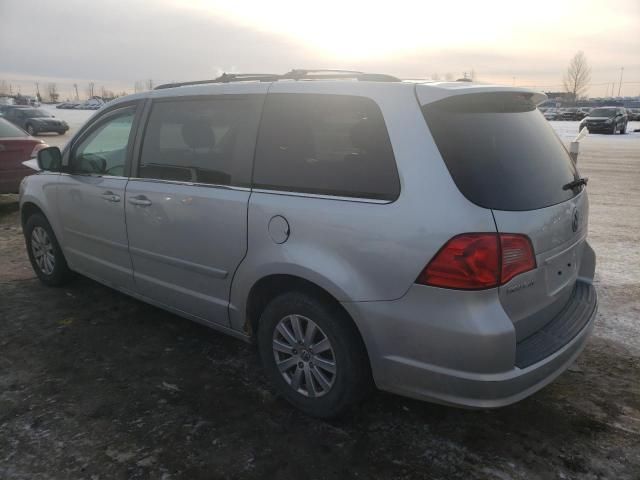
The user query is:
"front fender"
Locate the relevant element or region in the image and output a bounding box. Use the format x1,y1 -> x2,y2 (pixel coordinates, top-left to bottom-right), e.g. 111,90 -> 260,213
19,173 -> 61,238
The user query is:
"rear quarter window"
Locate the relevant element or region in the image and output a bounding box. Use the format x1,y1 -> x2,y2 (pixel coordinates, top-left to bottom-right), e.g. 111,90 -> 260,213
253,93 -> 400,201
422,92 -> 580,211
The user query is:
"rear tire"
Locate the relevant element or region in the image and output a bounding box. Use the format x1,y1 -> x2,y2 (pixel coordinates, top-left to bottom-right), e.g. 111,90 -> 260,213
257,291 -> 372,418
620,123 -> 627,134
24,213 -> 73,286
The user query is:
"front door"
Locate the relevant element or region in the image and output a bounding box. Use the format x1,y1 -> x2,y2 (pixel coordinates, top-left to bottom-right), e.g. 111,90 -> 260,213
124,91 -> 265,326
57,104 -> 140,290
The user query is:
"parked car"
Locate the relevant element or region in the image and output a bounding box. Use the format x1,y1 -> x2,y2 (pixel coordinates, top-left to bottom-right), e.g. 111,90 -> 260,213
0,118 -> 47,193
0,104 -> 29,117
579,107 -> 628,134
3,107 -> 69,135
627,108 -> 640,121
543,108 -> 562,120
20,72 -> 597,418
56,102 -> 80,109
74,98 -> 105,110
561,108 -> 588,121
14,95 -> 40,107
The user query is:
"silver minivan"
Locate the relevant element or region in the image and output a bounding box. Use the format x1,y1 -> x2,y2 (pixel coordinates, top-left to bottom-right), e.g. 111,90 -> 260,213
20,70 -> 597,418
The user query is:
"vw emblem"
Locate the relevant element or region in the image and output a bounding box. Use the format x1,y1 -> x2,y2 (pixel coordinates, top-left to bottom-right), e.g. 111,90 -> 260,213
572,208 -> 579,233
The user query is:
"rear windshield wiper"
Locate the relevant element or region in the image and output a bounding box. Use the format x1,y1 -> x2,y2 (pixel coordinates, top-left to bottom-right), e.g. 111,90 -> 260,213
563,177 -> 588,190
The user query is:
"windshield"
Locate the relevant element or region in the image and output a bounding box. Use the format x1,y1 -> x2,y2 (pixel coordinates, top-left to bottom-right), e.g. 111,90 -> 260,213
22,109 -> 51,118
589,108 -> 616,117
0,118 -> 28,137
421,92 -> 579,211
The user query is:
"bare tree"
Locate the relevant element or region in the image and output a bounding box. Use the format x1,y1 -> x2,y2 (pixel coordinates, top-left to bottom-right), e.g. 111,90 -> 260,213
563,51 -> 591,101
134,81 -> 144,93
87,82 -> 95,98
146,79 -> 154,90
73,83 -> 79,100
444,72 -> 454,81
431,73 -> 441,81
47,83 -> 59,103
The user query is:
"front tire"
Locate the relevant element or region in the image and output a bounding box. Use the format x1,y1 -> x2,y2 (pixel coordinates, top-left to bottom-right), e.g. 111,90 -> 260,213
257,291 -> 372,418
24,213 -> 72,286
620,123 -> 627,134
26,124 -> 36,136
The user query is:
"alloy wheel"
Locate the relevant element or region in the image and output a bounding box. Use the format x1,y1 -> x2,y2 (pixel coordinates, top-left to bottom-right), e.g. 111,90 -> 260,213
272,314 -> 337,398
31,226 -> 55,275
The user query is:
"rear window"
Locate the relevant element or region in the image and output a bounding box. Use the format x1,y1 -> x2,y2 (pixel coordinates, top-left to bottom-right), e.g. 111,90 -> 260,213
253,93 -> 400,201
421,92 -> 579,211
589,108 -> 616,117
0,118 -> 28,137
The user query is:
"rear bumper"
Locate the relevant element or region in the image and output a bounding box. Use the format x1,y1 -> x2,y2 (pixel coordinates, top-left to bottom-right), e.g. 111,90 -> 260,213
342,281 -> 597,409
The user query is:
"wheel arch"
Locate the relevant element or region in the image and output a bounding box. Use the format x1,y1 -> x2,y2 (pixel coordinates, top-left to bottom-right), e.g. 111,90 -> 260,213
21,201 -> 46,228
243,274 -> 372,365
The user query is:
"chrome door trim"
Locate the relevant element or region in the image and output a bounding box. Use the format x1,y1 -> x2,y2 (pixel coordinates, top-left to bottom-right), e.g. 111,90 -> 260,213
59,172 -> 128,180
128,246 -> 229,279
127,177 -> 251,192
251,188 -> 392,204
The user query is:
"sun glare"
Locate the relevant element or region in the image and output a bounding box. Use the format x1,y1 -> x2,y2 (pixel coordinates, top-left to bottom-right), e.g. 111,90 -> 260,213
166,0 -> 628,61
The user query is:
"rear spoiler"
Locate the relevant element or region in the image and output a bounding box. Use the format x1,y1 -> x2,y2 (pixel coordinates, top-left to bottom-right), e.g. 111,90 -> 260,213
416,83 -> 547,106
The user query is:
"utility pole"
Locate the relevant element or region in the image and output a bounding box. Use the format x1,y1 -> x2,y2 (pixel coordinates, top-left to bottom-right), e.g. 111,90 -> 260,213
35,82 -> 40,97
618,67 -> 624,97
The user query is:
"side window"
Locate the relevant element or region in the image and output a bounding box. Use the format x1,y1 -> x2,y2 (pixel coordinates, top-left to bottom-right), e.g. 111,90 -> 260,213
137,95 -> 264,186
70,109 -> 135,176
253,93 -> 400,200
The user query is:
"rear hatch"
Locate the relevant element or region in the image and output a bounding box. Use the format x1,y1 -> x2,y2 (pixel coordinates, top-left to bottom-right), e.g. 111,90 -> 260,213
418,87 -> 589,341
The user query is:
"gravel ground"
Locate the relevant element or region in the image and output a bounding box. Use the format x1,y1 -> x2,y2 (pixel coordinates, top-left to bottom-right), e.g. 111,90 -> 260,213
0,122 -> 639,480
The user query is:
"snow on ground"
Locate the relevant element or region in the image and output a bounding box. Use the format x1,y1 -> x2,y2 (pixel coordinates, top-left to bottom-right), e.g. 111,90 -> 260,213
552,121 -> 640,355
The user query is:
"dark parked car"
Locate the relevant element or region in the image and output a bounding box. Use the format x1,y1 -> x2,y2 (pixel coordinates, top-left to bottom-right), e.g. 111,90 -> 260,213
0,104 -> 30,117
3,107 -> 68,135
561,107 -> 588,121
56,102 -> 80,109
0,118 -> 47,193
579,107 -> 628,134
627,108 -> 640,121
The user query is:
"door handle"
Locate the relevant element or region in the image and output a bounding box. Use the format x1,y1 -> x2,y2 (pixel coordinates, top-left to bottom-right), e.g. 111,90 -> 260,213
128,195 -> 152,206
101,191 -> 121,202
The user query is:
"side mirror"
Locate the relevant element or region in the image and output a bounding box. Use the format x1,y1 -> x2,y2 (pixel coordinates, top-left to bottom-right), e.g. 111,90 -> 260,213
37,146 -> 62,172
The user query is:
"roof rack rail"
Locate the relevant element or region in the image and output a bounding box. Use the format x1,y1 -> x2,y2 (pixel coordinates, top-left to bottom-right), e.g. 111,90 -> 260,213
154,73 -> 280,90
154,69 -> 400,90
283,69 -> 400,82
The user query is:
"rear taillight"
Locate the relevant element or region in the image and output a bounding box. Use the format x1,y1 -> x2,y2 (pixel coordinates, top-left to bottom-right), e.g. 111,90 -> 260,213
30,143 -> 48,158
499,234 -> 536,284
416,233 -> 536,290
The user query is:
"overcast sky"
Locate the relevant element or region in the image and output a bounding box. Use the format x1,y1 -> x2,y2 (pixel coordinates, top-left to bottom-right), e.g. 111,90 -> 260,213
1,0 -> 639,99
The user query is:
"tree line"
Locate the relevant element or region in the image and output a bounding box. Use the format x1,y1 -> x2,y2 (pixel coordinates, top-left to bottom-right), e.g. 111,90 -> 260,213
0,79 -> 157,103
